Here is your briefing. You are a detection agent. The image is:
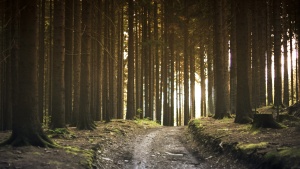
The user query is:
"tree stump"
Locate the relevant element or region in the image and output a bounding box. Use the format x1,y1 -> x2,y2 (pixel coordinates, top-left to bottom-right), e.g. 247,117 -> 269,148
252,114 -> 283,129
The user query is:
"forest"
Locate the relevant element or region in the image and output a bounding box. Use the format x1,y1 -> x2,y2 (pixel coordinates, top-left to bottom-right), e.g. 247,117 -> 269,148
0,0 -> 300,158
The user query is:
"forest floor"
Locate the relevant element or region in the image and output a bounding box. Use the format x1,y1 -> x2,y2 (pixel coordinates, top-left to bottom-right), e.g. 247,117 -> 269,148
189,106 -> 300,169
0,106 -> 299,169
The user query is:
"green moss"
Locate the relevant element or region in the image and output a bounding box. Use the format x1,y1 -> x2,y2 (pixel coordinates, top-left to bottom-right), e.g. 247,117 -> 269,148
80,150 -> 94,169
64,146 -> 81,155
266,147 -> 300,159
264,147 -> 300,168
47,128 -> 76,139
188,119 -> 203,129
63,146 -> 94,168
32,152 -> 42,156
238,142 -> 269,151
48,160 -> 63,166
134,118 -> 161,127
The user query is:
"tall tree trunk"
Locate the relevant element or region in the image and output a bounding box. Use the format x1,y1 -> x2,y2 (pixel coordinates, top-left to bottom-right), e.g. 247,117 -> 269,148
267,0 -> 273,105
200,42 -> 206,117
65,0 -> 73,124
235,0 -> 252,124
230,0 -> 237,114
259,0 -> 267,106
154,2 -> 161,123
251,0 -> 260,109
135,7 -> 141,119
126,0 -> 135,120
190,41 -> 195,119
207,36 -> 214,116
48,0 -> 53,119
72,0 -> 81,126
143,5 -> 149,118
170,30 -> 175,125
1,0 -> 55,147
102,0 -> 111,122
213,0 -> 226,119
96,0 -> 103,121
0,0 -> 3,130
3,0 -> 12,131
183,0 -> 190,125
109,0 -> 116,119
222,0 -> 230,115
148,5 -> 154,120
163,0 -> 169,125
117,5 -> 124,119
39,0 -> 46,123
77,0 -> 95,130
282,0 -> 289,107
273,0 -> 283,108
289,18 -> 294,104
51,0 -> 66,129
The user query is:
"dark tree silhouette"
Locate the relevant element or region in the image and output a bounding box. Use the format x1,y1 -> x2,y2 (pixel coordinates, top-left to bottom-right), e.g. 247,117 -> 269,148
183,0 -> 190,125
126,0 -> 135,120
65,0 -> 74,124
273,0 -> 283,108
234,0 -> 252,124
72,0 -> 81,126
77,0 -> 96,130
51,0 -> 66,129
213,0 -> 226,119
0,0 -> 55,147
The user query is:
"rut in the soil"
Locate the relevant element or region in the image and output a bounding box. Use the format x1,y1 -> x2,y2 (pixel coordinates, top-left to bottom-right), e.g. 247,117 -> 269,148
124,126 -> 207,169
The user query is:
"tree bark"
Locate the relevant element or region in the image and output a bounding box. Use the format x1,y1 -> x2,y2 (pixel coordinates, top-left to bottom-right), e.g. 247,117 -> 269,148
230,0 -> 237,115
1,0 -> 55,147
183,0 -> 190,125
266,0 -> 273,105
273,0 -> 283,107
72,0 -> 81,126
282,0 -> 289,107
126,0 -> 135,120
77,0 -> 96,130
51,0 -> 66,129
234,0 -> 253,124
213,0 -> 226,119
65,0 -> 73,124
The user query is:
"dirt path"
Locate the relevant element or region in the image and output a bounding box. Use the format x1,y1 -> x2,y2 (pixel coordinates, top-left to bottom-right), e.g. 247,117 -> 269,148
126,127 -> 202,169
95,125 -> 252,169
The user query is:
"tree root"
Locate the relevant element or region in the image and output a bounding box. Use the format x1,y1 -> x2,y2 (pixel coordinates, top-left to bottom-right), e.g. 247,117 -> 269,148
77,120 -> 97,130
0,132 -> 58,148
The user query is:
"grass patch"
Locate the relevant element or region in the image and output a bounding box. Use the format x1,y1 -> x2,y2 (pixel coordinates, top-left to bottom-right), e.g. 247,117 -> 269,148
134,118 -> 161,127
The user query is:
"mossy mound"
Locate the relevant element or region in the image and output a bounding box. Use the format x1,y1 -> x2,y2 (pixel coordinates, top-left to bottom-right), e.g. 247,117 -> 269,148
261,147 -> 300,169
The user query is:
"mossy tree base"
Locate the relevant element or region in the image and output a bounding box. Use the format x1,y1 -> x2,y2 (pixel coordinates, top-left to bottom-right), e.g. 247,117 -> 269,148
0,132 -> 57,148
214,112 -> 232,120
77,120 -> 96,130
234,116 -> 253,124
252,114 -> 283,129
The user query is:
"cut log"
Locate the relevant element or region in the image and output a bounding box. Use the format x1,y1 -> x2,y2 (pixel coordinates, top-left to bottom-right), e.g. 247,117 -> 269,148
252,114 -> 283,129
